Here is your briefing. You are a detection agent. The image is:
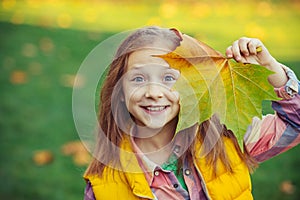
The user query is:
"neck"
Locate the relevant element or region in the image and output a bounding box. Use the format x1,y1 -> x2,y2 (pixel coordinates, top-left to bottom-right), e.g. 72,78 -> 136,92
134,119 -> 177,153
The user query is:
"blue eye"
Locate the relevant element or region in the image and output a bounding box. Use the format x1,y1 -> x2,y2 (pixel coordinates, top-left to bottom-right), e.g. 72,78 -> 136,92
133,76 -> 144,82
164,75 -> 175,82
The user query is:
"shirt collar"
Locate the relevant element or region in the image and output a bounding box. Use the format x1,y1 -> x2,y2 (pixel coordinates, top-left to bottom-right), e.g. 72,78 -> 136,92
129,125 -> 187,185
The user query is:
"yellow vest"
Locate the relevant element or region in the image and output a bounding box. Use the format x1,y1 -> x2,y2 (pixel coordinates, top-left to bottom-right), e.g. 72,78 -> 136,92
84,137 -> 253,200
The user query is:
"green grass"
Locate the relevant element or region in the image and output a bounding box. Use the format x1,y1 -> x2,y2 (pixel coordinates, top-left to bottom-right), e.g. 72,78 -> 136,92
0,21 -> 299,200
252,146 -> 300,200
0,22 -> 113,199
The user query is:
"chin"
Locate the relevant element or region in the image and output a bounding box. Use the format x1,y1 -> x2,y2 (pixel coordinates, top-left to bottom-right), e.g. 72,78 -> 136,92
146,124 -> 166,130
142,120 -> 167,130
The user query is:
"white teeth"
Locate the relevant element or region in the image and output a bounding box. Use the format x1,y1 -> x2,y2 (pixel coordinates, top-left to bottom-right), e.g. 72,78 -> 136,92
146,106 -> 165,111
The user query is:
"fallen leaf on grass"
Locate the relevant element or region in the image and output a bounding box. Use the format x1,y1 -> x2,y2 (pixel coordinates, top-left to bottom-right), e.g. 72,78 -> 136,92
73,151 -> 91,166
280,180 -> 295,195
61,140 -> 91,166
22,43 -> 37,58
60,74 -> 85,88
39,37 -> 54,54
10,70 -> 27,84
32,150 -> 54,166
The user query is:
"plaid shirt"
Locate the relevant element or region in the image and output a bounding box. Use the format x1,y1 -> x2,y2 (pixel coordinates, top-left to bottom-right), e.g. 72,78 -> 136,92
129,135 -> 207,200
84,67 -> 300,200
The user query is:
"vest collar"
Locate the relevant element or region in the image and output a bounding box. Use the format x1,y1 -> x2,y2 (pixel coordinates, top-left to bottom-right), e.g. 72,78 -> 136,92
119,136 -> 155,199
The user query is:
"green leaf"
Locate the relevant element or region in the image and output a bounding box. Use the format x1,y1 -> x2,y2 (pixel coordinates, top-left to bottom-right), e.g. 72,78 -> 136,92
158,34 -> 280,150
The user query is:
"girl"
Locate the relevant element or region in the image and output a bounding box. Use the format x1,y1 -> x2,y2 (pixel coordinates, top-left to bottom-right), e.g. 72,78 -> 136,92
84,27 -> 300,199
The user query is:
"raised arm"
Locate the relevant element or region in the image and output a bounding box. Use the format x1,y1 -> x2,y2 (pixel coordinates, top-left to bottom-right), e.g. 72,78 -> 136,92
226,37 -> 300,162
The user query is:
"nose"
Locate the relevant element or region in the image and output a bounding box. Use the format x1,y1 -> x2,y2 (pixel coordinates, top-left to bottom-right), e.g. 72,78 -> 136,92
144,83 -> 164,99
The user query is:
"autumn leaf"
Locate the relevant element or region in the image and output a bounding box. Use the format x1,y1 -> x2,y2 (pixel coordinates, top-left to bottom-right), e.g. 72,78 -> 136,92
61,140 -> 91,166
280,180 -> 295,195
10,70 -> 27,84
32,150 -> 54,166
158,34 -> 279,149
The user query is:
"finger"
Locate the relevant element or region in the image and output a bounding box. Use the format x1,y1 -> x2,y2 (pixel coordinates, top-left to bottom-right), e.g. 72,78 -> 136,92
231,40 -> 242,61
248,39 -> 261,55
225,46 -> 233,58
238,37 -> 250,57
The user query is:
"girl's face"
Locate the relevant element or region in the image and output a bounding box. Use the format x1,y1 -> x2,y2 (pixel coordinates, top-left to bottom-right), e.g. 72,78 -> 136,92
122,45 -> 180,130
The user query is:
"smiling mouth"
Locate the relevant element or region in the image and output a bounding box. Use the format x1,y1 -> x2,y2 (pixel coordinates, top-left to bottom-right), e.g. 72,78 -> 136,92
141,105 -> 170,112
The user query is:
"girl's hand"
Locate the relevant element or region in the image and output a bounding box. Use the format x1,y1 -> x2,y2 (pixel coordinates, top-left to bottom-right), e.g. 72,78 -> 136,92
225,37 -> 276,68
225,37 -> 288,88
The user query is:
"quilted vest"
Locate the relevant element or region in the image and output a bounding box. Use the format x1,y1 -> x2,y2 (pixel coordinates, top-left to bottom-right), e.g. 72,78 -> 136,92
84,136 -> 252,200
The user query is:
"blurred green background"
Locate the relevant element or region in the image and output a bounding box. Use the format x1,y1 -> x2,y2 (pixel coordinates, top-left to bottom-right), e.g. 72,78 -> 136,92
0,0 -> 299,199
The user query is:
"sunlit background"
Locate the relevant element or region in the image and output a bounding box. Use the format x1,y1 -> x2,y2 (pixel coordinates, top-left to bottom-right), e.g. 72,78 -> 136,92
0,0 -> 299,199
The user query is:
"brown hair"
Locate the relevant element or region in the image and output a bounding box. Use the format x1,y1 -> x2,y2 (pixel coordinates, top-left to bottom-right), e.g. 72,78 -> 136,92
84,26 -> 257,178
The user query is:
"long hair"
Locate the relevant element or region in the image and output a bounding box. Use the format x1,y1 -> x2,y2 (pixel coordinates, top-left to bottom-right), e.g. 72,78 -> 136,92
84,26 -> 257,178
